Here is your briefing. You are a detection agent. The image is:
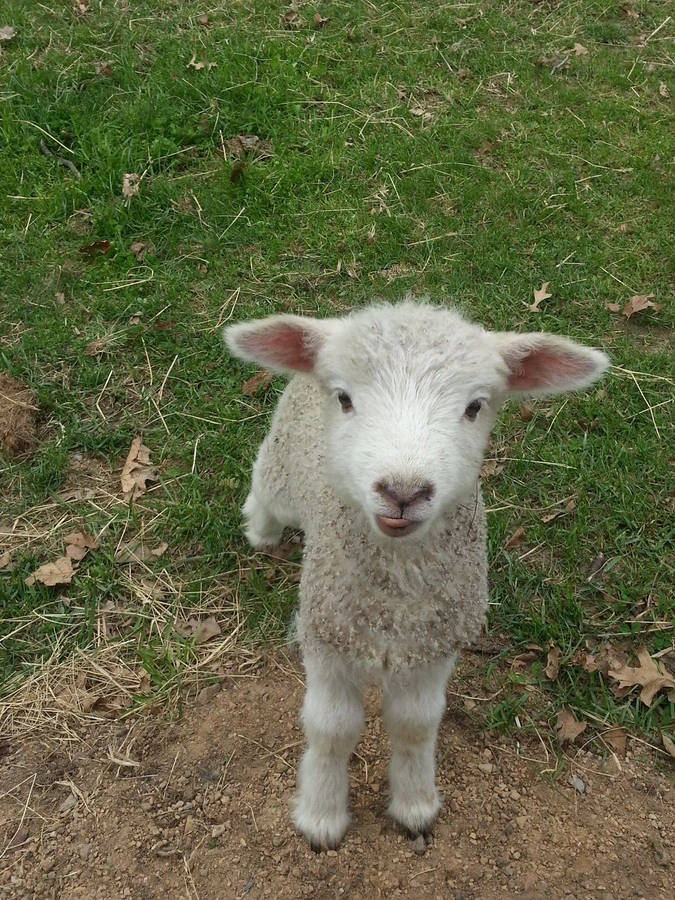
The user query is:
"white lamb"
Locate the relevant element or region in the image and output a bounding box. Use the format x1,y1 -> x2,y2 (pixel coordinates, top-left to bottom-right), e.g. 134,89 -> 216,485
225,300 -> 608,850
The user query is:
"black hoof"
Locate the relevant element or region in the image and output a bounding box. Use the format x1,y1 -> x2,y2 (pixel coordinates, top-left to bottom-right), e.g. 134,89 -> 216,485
403,825 -> 429,838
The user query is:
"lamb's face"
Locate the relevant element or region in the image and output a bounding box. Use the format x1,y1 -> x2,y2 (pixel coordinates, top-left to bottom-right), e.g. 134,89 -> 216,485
315,309 -> 504,540
225,300 -> 608,544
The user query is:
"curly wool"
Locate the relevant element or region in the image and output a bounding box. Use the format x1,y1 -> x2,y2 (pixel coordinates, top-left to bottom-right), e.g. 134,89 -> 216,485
256,375 -> 488,673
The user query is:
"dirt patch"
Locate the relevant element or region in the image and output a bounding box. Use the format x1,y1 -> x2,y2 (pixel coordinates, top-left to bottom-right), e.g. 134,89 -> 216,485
1,653 -> 672,900
0,373 -> 37,458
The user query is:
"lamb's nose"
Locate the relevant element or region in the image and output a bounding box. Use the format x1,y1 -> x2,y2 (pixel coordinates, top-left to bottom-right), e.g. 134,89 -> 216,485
375,481 -> 434,510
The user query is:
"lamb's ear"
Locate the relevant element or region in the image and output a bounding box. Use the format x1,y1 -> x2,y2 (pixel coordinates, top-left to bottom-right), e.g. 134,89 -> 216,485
224,314 -> 336,374
495,332 -> 609,395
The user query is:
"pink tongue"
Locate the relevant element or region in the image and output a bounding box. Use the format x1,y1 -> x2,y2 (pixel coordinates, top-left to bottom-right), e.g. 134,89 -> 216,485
378,516 -> 411,529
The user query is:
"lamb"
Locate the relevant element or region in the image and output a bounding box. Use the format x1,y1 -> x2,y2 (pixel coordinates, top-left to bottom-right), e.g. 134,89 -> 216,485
224,300 -> 608,850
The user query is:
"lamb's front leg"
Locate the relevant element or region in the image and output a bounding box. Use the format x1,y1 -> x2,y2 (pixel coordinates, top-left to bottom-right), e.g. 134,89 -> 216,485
383,655 -> 456,836
293,653 -> 364,850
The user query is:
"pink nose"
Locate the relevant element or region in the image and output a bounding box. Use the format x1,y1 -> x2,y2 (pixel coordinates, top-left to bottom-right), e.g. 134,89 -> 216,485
375,481 -> 434,510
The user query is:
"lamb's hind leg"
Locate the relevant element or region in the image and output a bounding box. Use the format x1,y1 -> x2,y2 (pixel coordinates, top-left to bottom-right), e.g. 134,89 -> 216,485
383,655 -> 456,837
293,654 -> 364,850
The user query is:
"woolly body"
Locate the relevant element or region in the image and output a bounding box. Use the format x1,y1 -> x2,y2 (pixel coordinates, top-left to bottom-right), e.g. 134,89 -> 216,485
253,373 -> 488,673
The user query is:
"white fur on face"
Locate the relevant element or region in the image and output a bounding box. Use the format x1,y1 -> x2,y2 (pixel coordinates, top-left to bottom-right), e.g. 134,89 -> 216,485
314,304 -> 504,539
226,299 -> 608,543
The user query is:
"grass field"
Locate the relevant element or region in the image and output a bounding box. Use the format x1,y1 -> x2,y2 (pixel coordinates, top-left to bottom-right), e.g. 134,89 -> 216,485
0,2 -> 672,750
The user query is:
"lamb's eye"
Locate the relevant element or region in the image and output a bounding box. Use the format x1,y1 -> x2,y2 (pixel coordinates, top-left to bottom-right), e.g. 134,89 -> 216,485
464,399 -> 482,421
338,391 -> 353,412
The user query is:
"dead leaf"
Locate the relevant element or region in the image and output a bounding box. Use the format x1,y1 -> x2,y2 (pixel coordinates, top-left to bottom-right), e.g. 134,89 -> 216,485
84,339 -> 106,356
65,543 -> 88,562
63,532 -> 99,562
541,498 -> 576,524
608,647 -> 675,707
610,294 -> 661,318
242,371 -> 274,396
529,282 -> 552,313
222,135 -> 272,161
186,54 -> 217,71
283,2 -> 304,28
0,25 -> 16,41
25,555 -> 76,587
510,646 -> 540,672
503,526 -> 525,550
556,708 -> 587,745
95,61 -> 113,76
79,240 -> 110,257
481,458 -> 504,479
410,105 -> 433,122
313,13 -> 328,28
603,727 -> 627,757
122,174 -> 140,202
129,241 -> 154,261
120,437 -> 158,501
572,650 -> 600,673
658,82 -> 669,99
662,733 -> 675,759
128,311 -> 142,325
175,615 -> 221,644
572,43 -> 588,56
0,550 -> 14,570
115,540 -> 167,564
519,402 -> 533,422
545,645 -> 561,681
64,532 -> 99,550
195,615 -> 221,643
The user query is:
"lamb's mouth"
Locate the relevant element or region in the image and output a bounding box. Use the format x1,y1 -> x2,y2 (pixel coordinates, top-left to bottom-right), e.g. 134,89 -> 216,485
375,515 -> 421,538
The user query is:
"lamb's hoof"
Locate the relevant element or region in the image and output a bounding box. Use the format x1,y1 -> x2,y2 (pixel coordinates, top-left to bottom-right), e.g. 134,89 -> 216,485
292,808 -> 349,851
401,824 -> 432,842
387,797 -> 440,839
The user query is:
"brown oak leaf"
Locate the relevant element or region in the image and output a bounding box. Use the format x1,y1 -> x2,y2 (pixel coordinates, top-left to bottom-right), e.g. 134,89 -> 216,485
120,437 -> 158,500
608,647 -> 675,707
529,282 -> 552,312
242,371 -> 274,396
175,615 -> 221,644
609,294 -> 661,319
25,555 -> 76,587
556,708 -> 587,745
503,526 -> 525,550
603,727 -> 627,757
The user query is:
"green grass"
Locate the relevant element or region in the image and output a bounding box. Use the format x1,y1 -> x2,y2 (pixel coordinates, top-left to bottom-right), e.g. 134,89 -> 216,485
0,1 -> 672,746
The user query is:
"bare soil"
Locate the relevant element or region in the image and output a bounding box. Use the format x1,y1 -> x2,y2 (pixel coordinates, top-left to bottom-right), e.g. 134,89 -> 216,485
1,653 -> 672,900
0,373 -> 37,458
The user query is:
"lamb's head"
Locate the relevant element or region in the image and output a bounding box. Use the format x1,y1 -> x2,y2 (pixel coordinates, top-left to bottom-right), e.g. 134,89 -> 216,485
226,302 -> 608,541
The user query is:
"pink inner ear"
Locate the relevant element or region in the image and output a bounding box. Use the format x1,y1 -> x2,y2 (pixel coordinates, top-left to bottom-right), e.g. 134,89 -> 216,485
507,345 -> 593,390
238,323 -> 317,372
